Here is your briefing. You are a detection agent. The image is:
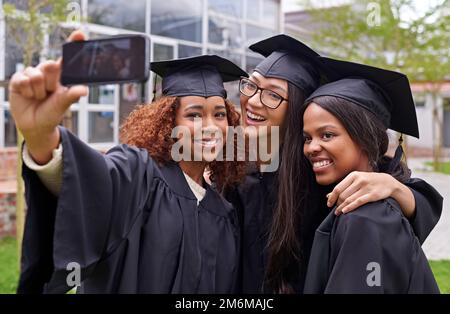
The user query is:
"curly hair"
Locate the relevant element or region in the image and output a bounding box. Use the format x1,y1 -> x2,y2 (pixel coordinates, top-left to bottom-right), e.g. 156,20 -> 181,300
120,96 -> 247,191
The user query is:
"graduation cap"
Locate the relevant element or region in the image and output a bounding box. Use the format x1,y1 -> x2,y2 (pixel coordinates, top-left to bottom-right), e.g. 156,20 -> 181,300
305,56 -> 419,138
151,55 -> 248,98
249,34 -> 324,96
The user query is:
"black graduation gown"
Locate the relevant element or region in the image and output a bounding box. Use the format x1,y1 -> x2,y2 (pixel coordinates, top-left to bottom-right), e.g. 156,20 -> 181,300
225,167 -> 277,294
17,126 -> 239,294
303,198 -> 440,293
225,168 -> 443,294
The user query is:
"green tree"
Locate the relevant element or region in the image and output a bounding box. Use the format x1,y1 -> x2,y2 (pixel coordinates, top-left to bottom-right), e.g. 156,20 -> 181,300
296,0 -> 450,170
2,0 -> 79,266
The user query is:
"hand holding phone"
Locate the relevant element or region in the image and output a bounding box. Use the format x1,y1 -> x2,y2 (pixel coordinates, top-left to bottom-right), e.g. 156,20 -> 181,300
8,30 -> 90,164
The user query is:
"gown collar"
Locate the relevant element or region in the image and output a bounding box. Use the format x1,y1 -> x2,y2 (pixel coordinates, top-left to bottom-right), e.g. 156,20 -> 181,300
159,162 -> 234,217
159,161 -> 199,200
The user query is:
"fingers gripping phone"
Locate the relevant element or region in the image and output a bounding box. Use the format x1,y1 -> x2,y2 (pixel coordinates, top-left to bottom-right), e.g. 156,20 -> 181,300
61,34 -> 150,86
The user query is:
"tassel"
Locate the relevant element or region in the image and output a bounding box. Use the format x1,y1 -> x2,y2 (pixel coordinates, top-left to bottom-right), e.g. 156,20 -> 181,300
388,134 -> 404,173
151,74 -> 158,102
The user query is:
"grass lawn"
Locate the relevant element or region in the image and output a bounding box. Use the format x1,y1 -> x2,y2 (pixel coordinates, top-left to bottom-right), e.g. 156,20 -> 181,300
430,260 -> 450,293
425,161 -> 450,174
0,237 -> 19,293
1,236 -> 449,293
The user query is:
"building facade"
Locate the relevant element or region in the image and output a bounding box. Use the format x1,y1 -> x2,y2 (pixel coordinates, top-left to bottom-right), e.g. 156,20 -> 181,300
0,0 -> 284,152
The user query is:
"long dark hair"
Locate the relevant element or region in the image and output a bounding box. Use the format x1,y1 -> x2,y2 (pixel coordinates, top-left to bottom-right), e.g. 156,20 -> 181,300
264,82 -> 306,293
265,95 -> 411,293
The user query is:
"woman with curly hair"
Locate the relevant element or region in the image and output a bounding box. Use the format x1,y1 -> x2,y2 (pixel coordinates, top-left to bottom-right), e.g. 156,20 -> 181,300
12,31 -> 248,293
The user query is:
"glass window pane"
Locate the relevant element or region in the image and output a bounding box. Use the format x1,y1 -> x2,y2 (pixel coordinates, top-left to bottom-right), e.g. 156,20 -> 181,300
245,24 -> 276,47
88,0 -> 146,32
88,111 -> 114,143
5,23 -> 24,80
119,83 -> 142,127
60,111 -> 79,136
4,110 -> 17,147
151,43 -> 175,98
224,81 -> 240,109
208,0 -> 242,18
263,0 -> 279,29
151,0 -> 202,42
245,0 -> 279,28
208,16 -> 243,49
153,44 -> 175,62
246,0 -> 260,21
178,45 -> 202,58
88,85 -> 115,104
47,26 -> 75,60
207,50 -> 242,106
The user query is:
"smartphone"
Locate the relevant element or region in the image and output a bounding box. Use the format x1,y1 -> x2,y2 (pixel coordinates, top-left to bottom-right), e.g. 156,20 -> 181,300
61,34 -> 150,85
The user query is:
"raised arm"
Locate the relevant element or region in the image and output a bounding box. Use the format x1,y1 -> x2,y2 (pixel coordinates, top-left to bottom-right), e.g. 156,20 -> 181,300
9,30 -> 87,164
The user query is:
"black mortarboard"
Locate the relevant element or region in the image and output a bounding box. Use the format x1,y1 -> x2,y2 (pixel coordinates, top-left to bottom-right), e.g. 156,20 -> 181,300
305,57 -> 419,138
249,34 -> 324,96
151,55 -> 248,98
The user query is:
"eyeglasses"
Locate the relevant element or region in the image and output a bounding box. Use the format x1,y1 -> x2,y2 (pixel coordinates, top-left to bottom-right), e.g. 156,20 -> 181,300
239,77 -> 288,109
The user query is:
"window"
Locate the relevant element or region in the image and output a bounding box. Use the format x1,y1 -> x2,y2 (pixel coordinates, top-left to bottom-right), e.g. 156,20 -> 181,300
224,81 -> 241,109
207,49 -> 242,106
88,0 -> 146,32
178,45 -> 202,58
246,0 -> 279,29
153,43 -> 175,62
151,0 -> 202,42
60,111 -> 79,136
119,83 -> 143,128
4,110 -> 17,147
245,24 -> 276,47
262,0 -> 279,29
47,26 -> 75,60
86,84 -> 116,144
4,23 -> 24,81
208,15 -> 243,49
246,0 -> 260,21
89,85 -> 116,105
88,111 -> 114,143
208,0 -> 243,18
